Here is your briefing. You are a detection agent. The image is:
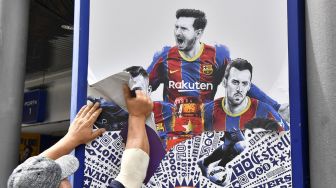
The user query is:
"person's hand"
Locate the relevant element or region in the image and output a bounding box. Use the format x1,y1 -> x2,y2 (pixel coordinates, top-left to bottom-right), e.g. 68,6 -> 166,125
59,179 -> 72,188
123,85 -> 153,120
40,103 -> 105,160
64,102 -> 106,146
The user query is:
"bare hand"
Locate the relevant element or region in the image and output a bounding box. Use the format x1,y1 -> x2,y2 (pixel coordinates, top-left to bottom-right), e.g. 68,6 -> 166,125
65,102 -> 106,145
59,179 -> 72,188
123,85 -> 153,119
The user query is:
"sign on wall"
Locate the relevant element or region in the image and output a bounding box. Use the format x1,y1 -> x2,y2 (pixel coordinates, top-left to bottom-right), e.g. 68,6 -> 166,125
22,89 -> 47,124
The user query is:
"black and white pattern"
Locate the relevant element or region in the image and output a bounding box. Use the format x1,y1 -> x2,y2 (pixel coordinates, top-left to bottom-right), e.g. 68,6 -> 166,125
84,130 -> 291,187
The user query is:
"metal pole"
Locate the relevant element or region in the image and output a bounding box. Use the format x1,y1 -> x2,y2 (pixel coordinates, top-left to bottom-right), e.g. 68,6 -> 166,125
306,0 -> 336,187
0,0 -> 29,186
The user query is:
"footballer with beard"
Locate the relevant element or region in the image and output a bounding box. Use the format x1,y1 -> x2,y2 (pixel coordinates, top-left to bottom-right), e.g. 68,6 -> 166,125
198,59 -> 289,186
147,9 -> 289,150
147,8 -> 284,112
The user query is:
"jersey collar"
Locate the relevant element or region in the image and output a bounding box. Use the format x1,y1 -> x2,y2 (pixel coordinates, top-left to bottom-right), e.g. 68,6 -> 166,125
221,97 -> 252,117
178,43 -> 204,62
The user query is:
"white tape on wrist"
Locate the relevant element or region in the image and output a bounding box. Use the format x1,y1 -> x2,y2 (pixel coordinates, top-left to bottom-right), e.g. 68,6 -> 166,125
115,148 -> 149,188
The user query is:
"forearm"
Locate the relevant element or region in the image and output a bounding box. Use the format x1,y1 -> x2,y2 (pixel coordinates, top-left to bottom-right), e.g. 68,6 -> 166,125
115,148 -> 149,188
40,102 -> 104,160
125,116 -> 149,155
40,135 -> 78,160
248,84 -> 280,110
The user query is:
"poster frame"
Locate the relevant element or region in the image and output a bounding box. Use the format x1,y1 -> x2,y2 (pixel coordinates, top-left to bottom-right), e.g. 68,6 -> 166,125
71,0 -> 309,187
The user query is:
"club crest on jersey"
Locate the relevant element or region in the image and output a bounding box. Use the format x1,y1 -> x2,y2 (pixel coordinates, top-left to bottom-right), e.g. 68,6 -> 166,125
156,123 -> 165,132
202,64 -> 213,75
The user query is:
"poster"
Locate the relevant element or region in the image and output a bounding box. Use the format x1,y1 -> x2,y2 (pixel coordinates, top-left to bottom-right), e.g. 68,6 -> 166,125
81,0 -> 294,187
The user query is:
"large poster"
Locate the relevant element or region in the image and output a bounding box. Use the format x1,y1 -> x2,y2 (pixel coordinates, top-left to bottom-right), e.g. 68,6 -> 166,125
83,1 -> 292,187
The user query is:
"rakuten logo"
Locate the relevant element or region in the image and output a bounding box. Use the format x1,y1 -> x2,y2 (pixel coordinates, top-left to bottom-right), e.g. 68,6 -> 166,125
168,80 -> 213,92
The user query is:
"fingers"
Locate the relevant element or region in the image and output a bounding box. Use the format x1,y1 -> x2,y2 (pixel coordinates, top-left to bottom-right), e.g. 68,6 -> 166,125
279,103 -> 289,111
135,89 -> 150,100
87,108 -> 102,126
147,96 -> 153,111
135,90 -> 144,101
123,85 -> 131,100
80,102 -> 94,118
84,102 -> 100,120
135,90 -> 152,104
90,128 -> 106,140
76,105 -> 87,118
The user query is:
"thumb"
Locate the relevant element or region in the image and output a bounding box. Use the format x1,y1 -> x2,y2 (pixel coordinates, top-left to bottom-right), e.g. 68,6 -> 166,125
123,85 -> 131,101
91,128 -> 106,140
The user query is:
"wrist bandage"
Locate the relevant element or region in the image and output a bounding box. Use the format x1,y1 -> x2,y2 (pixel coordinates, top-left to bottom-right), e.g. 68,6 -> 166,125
115,148 -> 149,188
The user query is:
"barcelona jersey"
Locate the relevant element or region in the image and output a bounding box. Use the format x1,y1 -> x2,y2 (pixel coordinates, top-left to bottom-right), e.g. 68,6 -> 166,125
147,43 -> 230,103
154,100 -> 203,151
147,43 -> 281,110
153,101 -> 175,135
153,99 -> 204,136
203,97 -> 289,132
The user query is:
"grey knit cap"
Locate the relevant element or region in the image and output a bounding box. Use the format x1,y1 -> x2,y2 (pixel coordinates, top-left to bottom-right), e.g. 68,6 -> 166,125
8,155 -> 79,188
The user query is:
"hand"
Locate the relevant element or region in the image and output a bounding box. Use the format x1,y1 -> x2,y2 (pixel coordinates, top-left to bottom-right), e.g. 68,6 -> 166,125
65,102 -> 106,146
59,179 -> 72,188
123,85 -> 153,119
227,128 -> 245,142
244,118 -> 279,131
278,103 -> 290,123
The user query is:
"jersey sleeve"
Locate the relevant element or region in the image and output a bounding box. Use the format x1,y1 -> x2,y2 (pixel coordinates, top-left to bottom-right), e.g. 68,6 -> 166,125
214,44 -> 230,84
153,101 -> 175,137
147,47 -> 170,92
248,84 -> 281,111
245,101 -> 289,132
264,102 -> 289,132
202,100 -> 215,131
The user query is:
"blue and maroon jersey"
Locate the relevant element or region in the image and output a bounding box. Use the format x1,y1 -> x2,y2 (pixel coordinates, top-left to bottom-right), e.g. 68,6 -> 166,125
147,43 -> 281,110
147,43 -> 230,103
153,101 -> 175,137
203,97 -> 289,132
153,98 -> 204,135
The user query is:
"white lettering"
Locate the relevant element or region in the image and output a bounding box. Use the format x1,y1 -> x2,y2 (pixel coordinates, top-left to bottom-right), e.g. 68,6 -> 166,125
169,81 -> 175,88
168,80 -> 214,92
200,83 -> 206,90
24,100 -> 38,106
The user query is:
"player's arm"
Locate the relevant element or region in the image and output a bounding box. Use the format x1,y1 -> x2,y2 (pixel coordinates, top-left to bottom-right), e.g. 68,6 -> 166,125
244,103 -> 289,132
215,45 -> 231,85
266,103 -> 290,131
147,47 -> 169,92
153,101 -> 175,133
202,101 -> 215,131
248,84 -> 281,111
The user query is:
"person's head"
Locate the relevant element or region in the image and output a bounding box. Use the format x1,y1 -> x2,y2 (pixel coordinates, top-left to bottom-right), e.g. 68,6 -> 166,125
223,58 -> 253,106
175,9 -> 207,51
8,155 -> 79,188
21,144 -> 33,162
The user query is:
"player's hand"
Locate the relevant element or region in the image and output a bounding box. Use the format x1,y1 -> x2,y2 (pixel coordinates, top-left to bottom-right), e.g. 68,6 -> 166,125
244,118 -> 279,131
123,85 -> 153,119
65,102 -> 106,146
278,103 -> 290,123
